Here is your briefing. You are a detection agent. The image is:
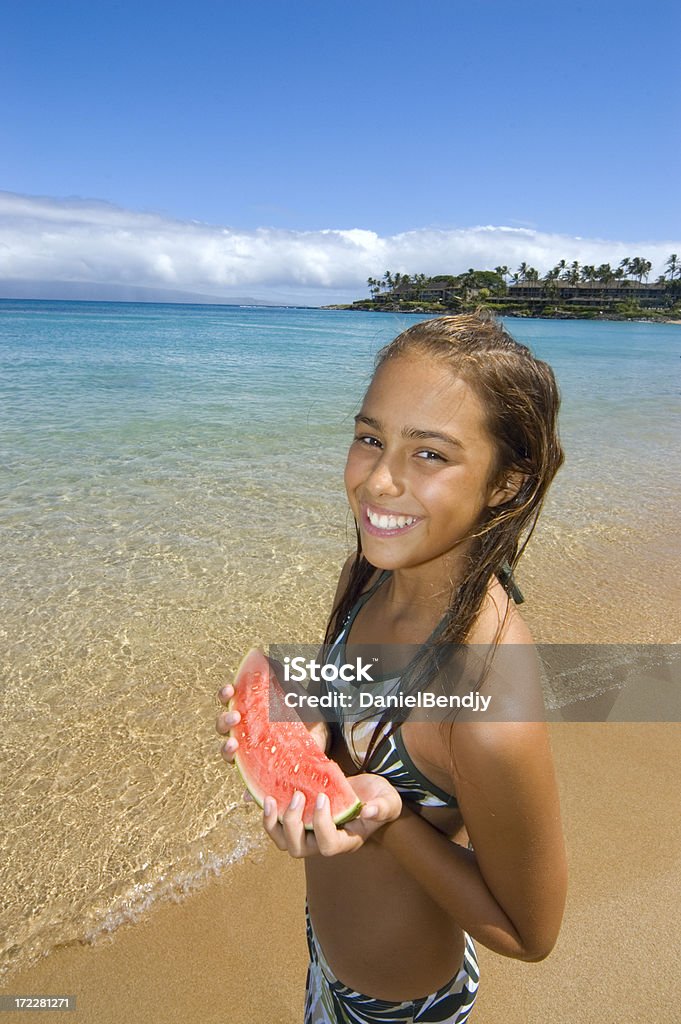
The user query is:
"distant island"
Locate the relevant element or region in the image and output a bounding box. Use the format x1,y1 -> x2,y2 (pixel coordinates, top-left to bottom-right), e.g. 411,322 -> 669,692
327,255 -> 681,321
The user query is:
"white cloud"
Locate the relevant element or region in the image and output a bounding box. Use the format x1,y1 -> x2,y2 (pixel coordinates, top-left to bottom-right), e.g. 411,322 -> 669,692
0,191 -> 678,305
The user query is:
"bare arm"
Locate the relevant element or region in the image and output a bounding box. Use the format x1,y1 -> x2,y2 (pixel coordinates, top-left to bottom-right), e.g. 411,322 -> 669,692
373,718 -> 567,961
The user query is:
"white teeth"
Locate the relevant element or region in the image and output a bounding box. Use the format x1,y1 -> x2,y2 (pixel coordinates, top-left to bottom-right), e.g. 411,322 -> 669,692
367,510 -> 416,530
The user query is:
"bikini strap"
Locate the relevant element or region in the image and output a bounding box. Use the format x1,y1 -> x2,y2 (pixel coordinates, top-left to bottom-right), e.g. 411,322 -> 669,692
496,560 -> 524,604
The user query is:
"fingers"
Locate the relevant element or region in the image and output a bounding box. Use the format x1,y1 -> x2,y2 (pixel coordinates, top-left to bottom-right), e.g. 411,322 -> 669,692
347,774 -> 403,824
220,737 -> 239,763
216,708 -> 240,735
262,796 -> 293,853
262,792 -> 363,858
217,683 -> 234,706
312,794 -> 362,855
263,792 -> 326,858
278,791 -> 313,858
217,706 -> 241,762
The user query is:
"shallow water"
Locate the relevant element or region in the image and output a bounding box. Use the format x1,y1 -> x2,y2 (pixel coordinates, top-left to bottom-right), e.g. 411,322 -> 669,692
1,301 -> 679,975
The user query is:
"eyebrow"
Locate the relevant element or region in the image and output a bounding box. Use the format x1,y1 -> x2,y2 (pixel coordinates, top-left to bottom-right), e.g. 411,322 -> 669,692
354,414 -> 465,450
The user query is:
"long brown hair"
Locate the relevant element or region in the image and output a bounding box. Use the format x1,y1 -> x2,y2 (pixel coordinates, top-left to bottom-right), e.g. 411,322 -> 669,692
324,311 -> 564,762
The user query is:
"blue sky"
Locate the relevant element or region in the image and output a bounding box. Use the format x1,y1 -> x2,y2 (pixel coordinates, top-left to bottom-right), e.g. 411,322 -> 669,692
2,0 -> 680,303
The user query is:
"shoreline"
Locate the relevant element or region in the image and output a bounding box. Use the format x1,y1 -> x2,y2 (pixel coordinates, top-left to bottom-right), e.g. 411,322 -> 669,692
1,296 -> 680,322
321,303 -> 681,323
3,724 -> 680,1024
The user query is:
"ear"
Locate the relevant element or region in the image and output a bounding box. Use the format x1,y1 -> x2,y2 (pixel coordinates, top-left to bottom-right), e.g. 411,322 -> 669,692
487,470 -> 526,508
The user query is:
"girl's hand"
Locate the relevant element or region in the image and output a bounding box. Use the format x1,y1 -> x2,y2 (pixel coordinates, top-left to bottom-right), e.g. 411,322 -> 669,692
264,773 -> 402,858
216,682 -> 240,761
216,685 -> 401,856
217,683 -> 330,760
216,681 -> 331,768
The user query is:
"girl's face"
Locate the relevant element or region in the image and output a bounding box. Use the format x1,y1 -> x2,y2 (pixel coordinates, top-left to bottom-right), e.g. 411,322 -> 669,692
344,353 -> 509,575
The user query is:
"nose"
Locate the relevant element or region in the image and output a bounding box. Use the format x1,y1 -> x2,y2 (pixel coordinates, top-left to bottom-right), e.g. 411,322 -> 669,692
366,450 -> 403,497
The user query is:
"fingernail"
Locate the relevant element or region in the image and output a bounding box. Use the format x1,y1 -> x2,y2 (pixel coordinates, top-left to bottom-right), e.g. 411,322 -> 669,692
315,793 -> 327,810
290,790 -> 303,810
362,804 -> 377,819
263,797 -> 274,815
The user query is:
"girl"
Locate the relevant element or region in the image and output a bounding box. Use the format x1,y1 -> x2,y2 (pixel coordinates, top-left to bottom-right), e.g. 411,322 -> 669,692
217,311 -> 567,1023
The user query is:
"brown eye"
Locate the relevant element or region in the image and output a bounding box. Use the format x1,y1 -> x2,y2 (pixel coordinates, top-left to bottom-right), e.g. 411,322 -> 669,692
415,449 -> 445,462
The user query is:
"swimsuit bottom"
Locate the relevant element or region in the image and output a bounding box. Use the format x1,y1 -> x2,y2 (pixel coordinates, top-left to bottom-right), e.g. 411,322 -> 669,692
304,904 -> 480,1024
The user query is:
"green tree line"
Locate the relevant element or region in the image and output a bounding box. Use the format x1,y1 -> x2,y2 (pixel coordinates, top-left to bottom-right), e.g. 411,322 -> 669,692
360,252 -> 679,313
365,254 -> 680,308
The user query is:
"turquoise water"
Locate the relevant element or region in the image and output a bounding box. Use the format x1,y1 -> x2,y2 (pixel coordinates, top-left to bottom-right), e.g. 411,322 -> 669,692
1,300 -> 679,975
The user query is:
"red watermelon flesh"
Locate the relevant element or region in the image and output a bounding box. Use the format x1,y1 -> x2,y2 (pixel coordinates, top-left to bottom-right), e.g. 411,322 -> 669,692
228,648 -> 362,830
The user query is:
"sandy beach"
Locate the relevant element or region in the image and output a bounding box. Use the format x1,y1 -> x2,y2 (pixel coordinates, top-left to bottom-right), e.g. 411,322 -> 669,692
3,722 -> 680,1024
2,306 -> 679,1022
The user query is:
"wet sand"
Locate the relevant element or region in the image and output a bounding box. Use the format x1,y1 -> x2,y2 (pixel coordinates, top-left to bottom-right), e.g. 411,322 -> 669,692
3,723 -> 680,1024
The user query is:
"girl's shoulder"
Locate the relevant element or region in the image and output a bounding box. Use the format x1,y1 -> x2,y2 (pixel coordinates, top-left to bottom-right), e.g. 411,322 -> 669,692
468,576 -> 533,648
454,579 -> 542,730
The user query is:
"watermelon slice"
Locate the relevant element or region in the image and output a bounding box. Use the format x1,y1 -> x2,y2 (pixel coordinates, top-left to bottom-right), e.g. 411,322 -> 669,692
228,648 -> 362,830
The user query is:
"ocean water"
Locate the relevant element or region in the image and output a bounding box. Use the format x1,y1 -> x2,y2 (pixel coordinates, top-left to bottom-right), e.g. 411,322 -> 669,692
0,300 -> 679,976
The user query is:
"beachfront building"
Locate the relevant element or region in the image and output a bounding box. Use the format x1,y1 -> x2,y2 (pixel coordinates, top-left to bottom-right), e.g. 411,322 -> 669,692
359,269 -> 679,316
505,281 -> 668,308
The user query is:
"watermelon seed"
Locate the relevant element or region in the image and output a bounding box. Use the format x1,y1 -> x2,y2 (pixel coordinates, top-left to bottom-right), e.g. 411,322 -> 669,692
270,745 -> 277,753
293,764 -> 300,774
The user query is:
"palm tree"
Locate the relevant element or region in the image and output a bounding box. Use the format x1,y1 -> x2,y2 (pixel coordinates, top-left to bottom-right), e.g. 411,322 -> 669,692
542,268 -> 560,300
568,261 -> 580,287
517,262 -> 529,282
494,265 -> 509,283
665,254 -> 679,282
618,258 -> 633,288
628,257 -> 650,285
458,270 -> 478,303
410,274 -> 428,300
595,263 -> 615,300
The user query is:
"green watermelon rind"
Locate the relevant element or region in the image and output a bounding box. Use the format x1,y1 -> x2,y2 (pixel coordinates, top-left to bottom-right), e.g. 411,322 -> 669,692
228,649 -> 363,832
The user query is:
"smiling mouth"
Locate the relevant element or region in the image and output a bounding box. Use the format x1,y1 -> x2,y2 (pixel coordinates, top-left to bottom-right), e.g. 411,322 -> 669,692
364,506 -> 420,532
